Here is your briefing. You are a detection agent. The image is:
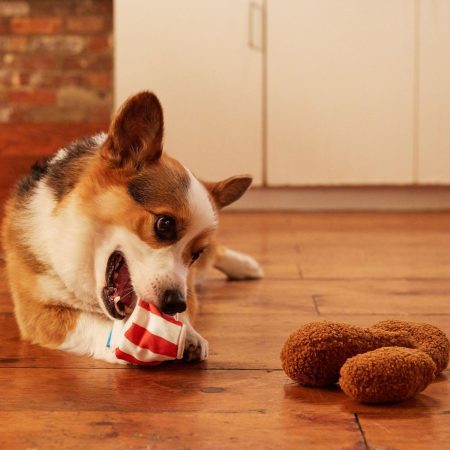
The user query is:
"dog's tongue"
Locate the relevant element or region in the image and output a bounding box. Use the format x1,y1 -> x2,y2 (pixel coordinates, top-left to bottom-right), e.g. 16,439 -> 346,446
116,264 -> 133,305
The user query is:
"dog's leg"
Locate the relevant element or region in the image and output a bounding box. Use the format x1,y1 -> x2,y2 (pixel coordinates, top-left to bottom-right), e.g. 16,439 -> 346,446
214,245 -> 264,280
181,275 -> 208,361
179,311 -> 209,361
59,312 -> 125,364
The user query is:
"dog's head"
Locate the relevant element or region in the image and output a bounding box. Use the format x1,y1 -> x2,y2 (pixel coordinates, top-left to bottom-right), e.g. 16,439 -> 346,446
78,92 -> 251,319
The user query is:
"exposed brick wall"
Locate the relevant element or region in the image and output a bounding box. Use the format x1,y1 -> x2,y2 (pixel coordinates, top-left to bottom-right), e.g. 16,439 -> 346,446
0,0 -> 113,123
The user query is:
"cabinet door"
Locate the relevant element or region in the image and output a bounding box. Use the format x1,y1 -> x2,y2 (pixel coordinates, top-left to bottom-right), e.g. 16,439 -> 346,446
115,0 -> 263,183
267,0 -> 415,185
418,0 -> 450,183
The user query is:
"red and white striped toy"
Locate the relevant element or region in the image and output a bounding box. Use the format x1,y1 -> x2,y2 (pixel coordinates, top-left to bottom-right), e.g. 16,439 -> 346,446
107,299 -> 186,365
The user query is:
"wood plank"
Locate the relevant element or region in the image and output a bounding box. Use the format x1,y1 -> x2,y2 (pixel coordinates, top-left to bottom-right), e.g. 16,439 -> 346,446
0,368 -> 442,414
358,412 -> 450,450
0,410 -> 364,450
298,240 -> 450,279
0,368 -> 448,417
0,369 -> 303,412
200,278 -> 450,316
220,212 -> 450,279
315,293 -> 450,315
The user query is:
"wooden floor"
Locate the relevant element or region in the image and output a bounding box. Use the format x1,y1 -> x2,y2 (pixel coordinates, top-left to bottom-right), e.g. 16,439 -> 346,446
1,125 -> 450,449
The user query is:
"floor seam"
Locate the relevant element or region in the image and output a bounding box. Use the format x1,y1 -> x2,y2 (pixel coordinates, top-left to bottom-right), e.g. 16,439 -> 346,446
312,295 -> 321,315
354,413 -> 369,450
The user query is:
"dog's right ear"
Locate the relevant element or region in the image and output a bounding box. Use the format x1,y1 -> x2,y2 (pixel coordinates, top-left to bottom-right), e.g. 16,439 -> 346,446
204,175 -> 253,209
102,91 -> 164,170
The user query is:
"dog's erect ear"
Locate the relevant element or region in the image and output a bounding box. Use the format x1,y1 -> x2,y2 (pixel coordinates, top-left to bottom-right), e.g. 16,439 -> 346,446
204,175 -> 252,209
102,91 -> 164,169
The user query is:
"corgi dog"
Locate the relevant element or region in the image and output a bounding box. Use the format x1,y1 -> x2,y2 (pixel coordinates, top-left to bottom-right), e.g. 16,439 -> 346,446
1,92 -> 262,363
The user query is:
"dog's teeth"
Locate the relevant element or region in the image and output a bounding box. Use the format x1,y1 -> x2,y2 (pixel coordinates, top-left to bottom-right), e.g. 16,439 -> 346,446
114,296 -> 121,304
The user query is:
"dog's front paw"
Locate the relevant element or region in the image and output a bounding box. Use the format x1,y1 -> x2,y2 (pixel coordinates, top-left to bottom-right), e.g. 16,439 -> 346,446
183,330 -> 209,362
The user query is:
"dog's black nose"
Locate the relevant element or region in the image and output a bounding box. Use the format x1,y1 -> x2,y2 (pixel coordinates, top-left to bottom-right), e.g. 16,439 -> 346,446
161,289 -> 186,315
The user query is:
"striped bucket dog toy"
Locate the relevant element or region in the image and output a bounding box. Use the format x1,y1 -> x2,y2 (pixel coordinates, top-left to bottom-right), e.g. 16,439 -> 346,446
107,299 -> 187,365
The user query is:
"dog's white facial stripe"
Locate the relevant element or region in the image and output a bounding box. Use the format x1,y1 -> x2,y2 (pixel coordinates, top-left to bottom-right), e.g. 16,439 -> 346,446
178,170 -> 217,250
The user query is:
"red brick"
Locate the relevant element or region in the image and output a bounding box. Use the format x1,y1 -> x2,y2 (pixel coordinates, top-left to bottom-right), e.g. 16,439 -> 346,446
60,73 -> 85,87
0,1 -> 29,17
3,54 -> 58,71
29,0 -> 111,17
26,72 -> 84,89
62,53 -> 112,71
8,90 -> 56,105
66,16 -> 106,34
0,18 -> 9,34
27,71 -> 47,87
0,107 -> 12,123
86,72 -> 112,88
0,36 -> 27,52
29,36 -> 85,54
11,17 -> 62,35
90,53 -> 113,71
89,1 -> 113,16
0,105 -> 25,122
10,71 -> 30,87
18,71 -> 30,86
87,36 -> 110,52
0,69 -> 8,84
61,55 -> 89,70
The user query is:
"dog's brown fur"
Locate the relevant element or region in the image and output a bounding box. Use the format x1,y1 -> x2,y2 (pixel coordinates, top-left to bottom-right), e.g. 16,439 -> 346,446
2,199 -> 80,346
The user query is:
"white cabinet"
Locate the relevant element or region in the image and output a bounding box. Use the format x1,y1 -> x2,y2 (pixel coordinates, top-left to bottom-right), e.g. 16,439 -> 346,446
115,0 -> 263,183
418,0 -> 450,183
115,1 -> 450,188
267,0 -> 416,186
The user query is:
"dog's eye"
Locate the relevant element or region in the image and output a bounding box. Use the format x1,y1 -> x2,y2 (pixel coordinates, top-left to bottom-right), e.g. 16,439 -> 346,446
154,215 -> 176,241
191,248 -> 205,263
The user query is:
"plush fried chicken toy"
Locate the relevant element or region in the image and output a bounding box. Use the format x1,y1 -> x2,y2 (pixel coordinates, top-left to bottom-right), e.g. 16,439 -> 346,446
280,320 -> 450,403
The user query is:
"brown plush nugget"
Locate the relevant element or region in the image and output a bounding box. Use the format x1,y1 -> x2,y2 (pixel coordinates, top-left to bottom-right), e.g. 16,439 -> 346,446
280,322 -> 413,386
340,347 -> 436,403
371,320 -> 450,373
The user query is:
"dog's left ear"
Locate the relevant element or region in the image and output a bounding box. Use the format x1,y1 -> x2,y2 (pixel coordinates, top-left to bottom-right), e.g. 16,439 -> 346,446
102,91 -> 164,170
204,175 -> 252,209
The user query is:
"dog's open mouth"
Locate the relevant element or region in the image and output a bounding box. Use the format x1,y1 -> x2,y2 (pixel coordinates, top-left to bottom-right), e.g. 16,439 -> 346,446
102,251 -> 137,319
